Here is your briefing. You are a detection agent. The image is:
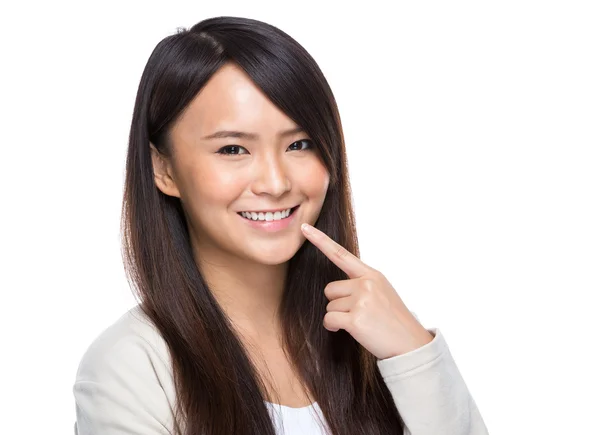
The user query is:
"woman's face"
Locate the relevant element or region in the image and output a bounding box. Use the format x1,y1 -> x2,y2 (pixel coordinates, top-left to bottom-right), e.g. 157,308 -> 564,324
151,63 -> 330,266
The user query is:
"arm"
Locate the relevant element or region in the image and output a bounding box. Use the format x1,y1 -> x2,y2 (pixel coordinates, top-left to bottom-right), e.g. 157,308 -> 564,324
377,327 -> 488,435
73,332 -> 177,434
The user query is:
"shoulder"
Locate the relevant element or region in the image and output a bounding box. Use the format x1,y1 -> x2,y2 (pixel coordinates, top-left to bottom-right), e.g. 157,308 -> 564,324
73,305 -> 178,434
75,304 -> 172,383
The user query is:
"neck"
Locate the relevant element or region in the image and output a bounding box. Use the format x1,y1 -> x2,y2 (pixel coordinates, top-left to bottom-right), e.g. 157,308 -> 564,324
193,244 -> 288,343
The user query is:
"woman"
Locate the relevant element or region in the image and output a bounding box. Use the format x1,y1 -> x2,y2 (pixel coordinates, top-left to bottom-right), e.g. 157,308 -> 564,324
73,16 -> 488,435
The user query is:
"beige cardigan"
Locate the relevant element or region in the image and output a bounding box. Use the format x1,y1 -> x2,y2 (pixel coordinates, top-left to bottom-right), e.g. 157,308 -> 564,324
73,305 -> 488,434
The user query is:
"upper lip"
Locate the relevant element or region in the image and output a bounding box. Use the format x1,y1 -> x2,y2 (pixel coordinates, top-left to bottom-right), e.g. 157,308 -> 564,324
238,205 -> 299,213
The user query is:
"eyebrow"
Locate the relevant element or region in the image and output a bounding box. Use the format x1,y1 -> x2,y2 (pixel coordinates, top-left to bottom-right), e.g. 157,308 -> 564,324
202,126 -> 306,141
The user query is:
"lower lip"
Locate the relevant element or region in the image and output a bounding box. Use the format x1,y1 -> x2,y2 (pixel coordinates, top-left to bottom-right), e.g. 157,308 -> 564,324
237,207 -> 299,232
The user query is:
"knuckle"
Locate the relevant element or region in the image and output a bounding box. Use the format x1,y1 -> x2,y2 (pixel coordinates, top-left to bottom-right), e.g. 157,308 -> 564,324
370,269 -> 383,280
335,245 -> 349,260
362,279 -> 375,293
323,312 -> 334,329
356,296 -> 369,309
323,283 -> 333,299
350,312 -> 362,329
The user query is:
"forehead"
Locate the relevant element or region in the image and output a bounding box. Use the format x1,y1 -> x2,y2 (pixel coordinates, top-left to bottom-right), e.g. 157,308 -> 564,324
176,63 -> 297,136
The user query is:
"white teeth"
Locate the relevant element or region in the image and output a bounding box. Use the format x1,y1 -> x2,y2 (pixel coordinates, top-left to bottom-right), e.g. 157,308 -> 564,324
240,208 -> 293,221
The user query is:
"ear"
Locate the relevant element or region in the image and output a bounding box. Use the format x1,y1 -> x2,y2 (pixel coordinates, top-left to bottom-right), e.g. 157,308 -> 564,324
150,143 -> 181,198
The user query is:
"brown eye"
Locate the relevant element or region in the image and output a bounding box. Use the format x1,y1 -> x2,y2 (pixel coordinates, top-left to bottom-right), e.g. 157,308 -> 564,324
217,145 -> 249,156
288,139 -> 313,151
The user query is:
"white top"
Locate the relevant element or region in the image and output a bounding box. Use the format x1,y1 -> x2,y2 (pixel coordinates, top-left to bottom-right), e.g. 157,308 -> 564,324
73,305 -> 488,434
265,401 -> 328,434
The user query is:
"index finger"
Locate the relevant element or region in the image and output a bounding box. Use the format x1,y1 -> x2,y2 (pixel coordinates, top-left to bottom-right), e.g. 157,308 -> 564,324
301,223 -> 369,279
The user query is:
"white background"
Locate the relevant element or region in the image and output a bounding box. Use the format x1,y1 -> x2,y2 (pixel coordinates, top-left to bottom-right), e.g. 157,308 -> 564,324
1,1 -> 598,433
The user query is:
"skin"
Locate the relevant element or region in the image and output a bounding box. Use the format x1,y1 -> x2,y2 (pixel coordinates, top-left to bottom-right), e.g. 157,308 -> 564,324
151,62 -> 433,360
151,63 -> 330,344
301,223 -> 433,359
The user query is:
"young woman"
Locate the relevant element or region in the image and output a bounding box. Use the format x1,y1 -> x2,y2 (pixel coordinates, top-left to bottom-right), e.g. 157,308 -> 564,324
73,16 -> 488,435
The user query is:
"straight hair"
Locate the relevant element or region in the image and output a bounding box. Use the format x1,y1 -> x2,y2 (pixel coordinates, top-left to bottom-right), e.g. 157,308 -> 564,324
121,15 -> 405,434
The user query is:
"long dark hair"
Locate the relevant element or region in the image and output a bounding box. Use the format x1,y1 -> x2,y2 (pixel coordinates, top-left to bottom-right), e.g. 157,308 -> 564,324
121,16 -> 405,434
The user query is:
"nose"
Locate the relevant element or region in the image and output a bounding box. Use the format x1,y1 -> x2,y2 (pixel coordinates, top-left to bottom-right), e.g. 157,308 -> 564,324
250,153 -> 292,197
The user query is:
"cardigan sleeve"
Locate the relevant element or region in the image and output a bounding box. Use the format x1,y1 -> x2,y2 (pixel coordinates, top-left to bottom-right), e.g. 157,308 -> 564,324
73,331 -> 177,435
377,326 -> 489,435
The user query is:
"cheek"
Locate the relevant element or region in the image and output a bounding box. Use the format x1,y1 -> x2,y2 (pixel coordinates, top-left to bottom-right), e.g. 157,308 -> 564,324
183,163 -> 243,211
302,161 -> 330,198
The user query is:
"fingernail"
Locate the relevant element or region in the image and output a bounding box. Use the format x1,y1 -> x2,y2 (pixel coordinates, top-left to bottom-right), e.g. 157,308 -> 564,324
301,223 -> 314,234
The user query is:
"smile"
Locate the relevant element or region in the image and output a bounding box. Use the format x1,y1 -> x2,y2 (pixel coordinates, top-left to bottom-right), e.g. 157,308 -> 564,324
236,205 -> 300,232
237,205 -> 299,221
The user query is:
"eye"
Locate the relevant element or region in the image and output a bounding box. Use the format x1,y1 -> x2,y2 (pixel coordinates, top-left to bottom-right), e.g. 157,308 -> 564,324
288,139 -> 314,151
216,145 -> 249,156
216,140 -> 314,156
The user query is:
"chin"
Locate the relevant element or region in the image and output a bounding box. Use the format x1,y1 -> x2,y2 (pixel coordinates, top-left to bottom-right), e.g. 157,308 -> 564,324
246,244 -> 300,266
